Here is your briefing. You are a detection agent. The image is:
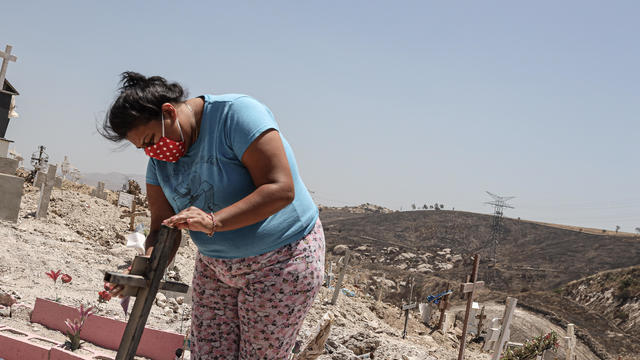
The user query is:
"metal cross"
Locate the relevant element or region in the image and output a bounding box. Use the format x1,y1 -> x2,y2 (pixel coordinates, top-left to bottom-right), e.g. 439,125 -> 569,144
0,45 -> 17,87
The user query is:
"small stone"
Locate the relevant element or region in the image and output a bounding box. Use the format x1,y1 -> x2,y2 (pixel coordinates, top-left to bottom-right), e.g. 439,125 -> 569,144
176,296 -> 184,305
164,307 -> 173,316
156,293 -> 166,302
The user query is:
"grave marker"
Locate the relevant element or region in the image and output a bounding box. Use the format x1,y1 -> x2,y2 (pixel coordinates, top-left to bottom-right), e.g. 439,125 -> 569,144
330,248 -> 350,305
458,254 -> 484,360
0,45 -> 17,86
437,282 -> 452,330
564,323 -> 575,360
91,181 -> 107,200
476,305 -> 487,336
120,202 -> 147,231
490,297 -> 518,360
35,164 -> 57,219
376,273 -> 386,305
418,303 -> 434,325
482,317 -> 502,351
118,191 -> 135,210
401,278 -> 416,339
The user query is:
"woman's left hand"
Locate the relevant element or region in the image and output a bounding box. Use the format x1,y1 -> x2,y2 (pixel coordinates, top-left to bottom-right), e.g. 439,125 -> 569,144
162,206 -> 213,234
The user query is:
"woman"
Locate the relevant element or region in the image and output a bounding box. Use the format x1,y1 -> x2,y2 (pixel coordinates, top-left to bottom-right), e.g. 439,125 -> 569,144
101,72 -> 324,359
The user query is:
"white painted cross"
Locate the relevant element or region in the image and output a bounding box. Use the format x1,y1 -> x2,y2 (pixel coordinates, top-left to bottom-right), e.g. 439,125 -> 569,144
0,45 -> 17,87
490,297 -> 518,360
482,317 -> 502,351
563,323 -> 576,360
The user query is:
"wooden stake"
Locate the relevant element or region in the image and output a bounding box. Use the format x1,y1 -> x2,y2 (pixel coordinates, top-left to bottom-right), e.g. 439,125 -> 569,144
115,225 -> 180,360
330,249 -> 350,305
437,282 -> 451,330
458,254 -> 484,360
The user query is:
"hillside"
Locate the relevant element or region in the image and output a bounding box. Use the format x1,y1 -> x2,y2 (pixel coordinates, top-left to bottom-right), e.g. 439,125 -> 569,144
320,208 -> 640,292
564,266 -> 640,338
319,205 -> 640,358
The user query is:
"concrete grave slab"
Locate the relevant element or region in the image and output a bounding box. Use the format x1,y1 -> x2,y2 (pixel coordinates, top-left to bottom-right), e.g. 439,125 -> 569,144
0,156 -> 18,175
0,172 -> 23,222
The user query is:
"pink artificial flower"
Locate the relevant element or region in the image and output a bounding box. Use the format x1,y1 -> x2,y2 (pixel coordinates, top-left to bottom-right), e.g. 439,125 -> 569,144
45,270 -> 62,283
61,274 -> 72,284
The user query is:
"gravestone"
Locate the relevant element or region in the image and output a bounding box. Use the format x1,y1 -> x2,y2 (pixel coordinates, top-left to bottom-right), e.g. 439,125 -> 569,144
440,311 -> 453,334
0,156 -> 17,174
483,318 -> 502,351
0,172 -> 23,222
118,191 -> 135,210
418,303 -> 434,325
35,164 -> 57,219
467,302 -> 480,335
92,181 -> 107,200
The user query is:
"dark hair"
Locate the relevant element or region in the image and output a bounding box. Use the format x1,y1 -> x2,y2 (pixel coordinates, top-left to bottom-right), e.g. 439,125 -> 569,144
100,71 -> 187,142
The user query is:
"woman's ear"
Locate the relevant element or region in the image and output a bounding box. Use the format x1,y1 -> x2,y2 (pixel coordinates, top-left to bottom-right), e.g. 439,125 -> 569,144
161,102 -> 178,122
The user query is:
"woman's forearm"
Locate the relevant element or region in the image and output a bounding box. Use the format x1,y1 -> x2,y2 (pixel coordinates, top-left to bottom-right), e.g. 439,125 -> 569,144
213,182 -> 294,232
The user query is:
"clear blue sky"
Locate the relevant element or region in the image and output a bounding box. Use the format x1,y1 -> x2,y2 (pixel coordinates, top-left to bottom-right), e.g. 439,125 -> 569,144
3,1 -> 639,231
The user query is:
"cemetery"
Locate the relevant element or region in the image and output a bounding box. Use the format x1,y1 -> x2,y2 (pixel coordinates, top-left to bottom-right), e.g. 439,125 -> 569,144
1,9 -> 639,358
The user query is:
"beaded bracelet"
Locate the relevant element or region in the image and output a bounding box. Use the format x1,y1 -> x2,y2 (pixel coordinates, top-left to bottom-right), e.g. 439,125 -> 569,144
207,212 -> 216,237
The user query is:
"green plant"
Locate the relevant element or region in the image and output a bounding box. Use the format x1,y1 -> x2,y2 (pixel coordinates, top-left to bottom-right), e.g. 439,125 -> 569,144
501,331 -> 559,360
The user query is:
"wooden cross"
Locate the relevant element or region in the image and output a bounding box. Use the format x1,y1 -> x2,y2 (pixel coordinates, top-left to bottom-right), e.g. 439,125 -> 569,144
458,254 -> 484,360
330,248 -> 350,305
120,202 -> 146,231
103,226 -> 188,359
490,297 -> 518,360
476,305 -> 487,335
437,282 -> 451,330
401,278 -> 416,339
0,45 -> 17,87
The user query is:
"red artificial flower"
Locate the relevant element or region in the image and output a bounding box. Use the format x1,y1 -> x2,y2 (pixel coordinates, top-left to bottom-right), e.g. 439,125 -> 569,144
46,270 -> 62,283
98,290 -> 112,303
61,274 -> 72,284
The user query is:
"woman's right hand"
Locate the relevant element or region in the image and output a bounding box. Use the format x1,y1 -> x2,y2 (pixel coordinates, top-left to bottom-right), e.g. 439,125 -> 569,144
106,265 -> 131,298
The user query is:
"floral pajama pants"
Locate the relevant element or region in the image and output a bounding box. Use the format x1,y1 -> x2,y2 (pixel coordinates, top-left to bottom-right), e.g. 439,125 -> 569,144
190,219 -> 325,359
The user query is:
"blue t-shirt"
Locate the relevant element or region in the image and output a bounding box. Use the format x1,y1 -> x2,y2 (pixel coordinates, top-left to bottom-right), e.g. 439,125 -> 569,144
146,94 -> 319,259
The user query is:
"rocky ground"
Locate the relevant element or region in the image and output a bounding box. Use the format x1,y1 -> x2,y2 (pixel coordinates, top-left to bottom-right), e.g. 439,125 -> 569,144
0,182 -> 607,359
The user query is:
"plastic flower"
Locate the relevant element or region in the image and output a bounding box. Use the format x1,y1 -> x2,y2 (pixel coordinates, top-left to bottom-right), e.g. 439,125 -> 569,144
98,290 -> 112,303
61,274 -> 72,284
45,270 -> 62,283
64,304 -> 93,350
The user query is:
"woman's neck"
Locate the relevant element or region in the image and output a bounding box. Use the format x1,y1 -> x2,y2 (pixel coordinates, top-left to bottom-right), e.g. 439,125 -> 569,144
180,97 -> 204,151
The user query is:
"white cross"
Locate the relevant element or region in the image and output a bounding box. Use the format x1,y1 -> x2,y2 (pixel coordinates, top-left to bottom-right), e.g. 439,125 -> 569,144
0,45 -> 18,88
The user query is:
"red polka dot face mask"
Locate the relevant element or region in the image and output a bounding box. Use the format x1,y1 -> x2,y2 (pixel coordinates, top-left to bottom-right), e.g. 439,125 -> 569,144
144,113 -> 186,162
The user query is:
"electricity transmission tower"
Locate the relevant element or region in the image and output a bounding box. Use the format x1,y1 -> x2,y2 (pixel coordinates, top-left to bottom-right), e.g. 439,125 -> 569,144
485,191 -> 515,266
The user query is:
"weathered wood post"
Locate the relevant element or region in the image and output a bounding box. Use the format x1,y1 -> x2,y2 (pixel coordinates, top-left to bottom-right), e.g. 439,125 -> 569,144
437,282 -> 451,330
114,226 -> 181,360
490,297 -> 518,360
401,278 -> 417,339
458,254 -> 484,360
330,248 -> 350,305
564,323 -> 575,360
